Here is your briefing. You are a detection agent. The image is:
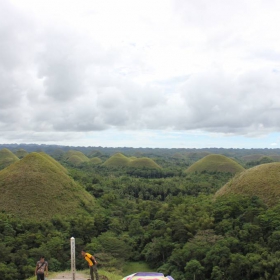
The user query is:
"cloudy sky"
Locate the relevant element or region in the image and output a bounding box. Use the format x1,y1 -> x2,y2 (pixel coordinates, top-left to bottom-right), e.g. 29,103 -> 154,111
1,0 -> 280,148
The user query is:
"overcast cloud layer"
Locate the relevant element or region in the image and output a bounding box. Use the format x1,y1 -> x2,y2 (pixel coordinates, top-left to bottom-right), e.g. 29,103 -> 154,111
1,0 -> 280,148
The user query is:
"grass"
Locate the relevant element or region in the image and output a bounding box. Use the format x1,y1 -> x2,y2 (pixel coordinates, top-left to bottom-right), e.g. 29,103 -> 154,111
0,152 -> 95,220
122,262 -> 152,275
89,157 -> 103,164
0,148 -> 19,169
14,148 -> 29,159
103,153 -> 161,169
215,162 -> 280,207
186,154 -> 245,174
64,150 -> 90,165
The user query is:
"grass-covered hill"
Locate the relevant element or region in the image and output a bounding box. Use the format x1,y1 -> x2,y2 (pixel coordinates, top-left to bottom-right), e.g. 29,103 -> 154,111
215,162 -> 280,207
0,148 -> 19,170
240,154 -> 264,162
129,157 -> 161,169
63,150 -> 90,165
102,153 -> 161,169
184,151 -> 211,161
103,153 -> 130,167
89,157 -> 103,164
186,154 -> 245,174
270,155 -> 280,161
14,148 -> 29,159
88,150 -> 103,158
0,152 -> 95,220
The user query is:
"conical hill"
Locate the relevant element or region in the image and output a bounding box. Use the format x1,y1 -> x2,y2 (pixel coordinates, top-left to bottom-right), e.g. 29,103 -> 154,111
64,150 -> 90,165
102,153 -> 161,169
215,162 -> 280,207
0,152 -> 95,220
14,148 -> 29,159
186,154 -> 244,174
0,148 -> 19,170
129,157 -> 161,169
89,157 -> 103,165
102,153 -> 130,167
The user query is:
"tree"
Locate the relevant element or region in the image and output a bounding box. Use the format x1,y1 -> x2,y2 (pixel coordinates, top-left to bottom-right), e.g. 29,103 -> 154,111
185,259 -> 204,280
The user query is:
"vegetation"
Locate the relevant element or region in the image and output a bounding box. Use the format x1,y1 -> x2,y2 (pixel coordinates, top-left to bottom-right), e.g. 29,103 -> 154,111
63,150 -> 90,165
0,148 -> 19,170
14,148 -> 29,159
102,153 -> 161,169
186,154 -> 244,174
0,152 -> 96,220
216,162 -> 280,207
1,145 -> 280,279
89,157 -> 103,165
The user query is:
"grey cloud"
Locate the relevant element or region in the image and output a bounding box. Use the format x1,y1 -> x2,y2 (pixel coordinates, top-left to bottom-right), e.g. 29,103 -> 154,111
160,69 -> 280,134
2,0 -> 280,144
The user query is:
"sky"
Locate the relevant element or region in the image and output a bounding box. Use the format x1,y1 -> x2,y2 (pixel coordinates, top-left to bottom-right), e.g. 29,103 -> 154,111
1,0 -> 280,148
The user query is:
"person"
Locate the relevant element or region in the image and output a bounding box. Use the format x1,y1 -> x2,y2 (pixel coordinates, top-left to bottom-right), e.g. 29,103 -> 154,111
81,249 -> 99,280
35,256 -> 48,280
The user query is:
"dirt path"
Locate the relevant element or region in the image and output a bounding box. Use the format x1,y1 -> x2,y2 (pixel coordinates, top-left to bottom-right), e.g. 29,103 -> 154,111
49,271 -> 89,280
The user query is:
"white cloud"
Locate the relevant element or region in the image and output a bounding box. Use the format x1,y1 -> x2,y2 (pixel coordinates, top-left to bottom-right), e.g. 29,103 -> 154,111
1,0 -> 280,147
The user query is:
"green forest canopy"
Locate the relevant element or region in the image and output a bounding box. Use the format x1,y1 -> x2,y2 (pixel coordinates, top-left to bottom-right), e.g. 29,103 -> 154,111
1,144 -> 280,279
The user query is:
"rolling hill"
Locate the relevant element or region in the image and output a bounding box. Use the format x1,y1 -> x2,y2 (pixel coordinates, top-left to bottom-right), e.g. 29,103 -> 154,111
129,157 -> 161,169
89,157 -> 103,164
240,154 -> 264,162
14,148 -> 29,159
63,150 -> 90,165
0,152 -> 95,220
215,162 -> 280,207
0,148 -> 19,170
102,153 -> 161,169
103,153 -> 130,167
186,154 -> 245,174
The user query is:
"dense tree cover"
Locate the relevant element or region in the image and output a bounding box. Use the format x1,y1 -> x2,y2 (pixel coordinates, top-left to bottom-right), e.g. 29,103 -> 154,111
2,157 -> 280,279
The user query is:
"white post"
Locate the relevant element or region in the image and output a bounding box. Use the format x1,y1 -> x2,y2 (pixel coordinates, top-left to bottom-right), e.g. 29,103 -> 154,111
70,237 -> 76,280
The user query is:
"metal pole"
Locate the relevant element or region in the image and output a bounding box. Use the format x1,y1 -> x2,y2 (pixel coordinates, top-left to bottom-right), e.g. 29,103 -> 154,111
70,237 -> 76,280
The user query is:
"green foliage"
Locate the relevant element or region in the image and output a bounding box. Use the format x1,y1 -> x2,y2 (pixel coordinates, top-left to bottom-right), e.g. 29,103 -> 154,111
185,259 -> 204,280
123,261 -> 151,275
2,146 -> 280,279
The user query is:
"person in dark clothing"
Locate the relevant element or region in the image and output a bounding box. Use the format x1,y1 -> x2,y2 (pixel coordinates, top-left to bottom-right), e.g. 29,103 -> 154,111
35,256 -> 48,280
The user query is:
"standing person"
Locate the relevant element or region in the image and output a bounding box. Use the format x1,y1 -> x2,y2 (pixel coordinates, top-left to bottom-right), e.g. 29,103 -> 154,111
81,249 -> 99,280
35,256 -> 48,280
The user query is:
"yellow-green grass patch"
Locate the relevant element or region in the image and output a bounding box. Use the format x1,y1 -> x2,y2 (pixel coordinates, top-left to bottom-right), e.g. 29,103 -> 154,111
186,154 -> 244,174
215,162 -> 280,207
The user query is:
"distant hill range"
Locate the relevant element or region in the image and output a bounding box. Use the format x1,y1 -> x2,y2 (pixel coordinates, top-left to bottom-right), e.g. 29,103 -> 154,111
2,143 -> 280,158
102,153 -> 161,169
186,154 -> 245,174
0,152 -> 95,220
215,162 -> 280,207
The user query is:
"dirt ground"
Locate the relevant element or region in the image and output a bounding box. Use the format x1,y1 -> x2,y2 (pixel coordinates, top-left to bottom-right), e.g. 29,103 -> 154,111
49,271 -> 89,280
